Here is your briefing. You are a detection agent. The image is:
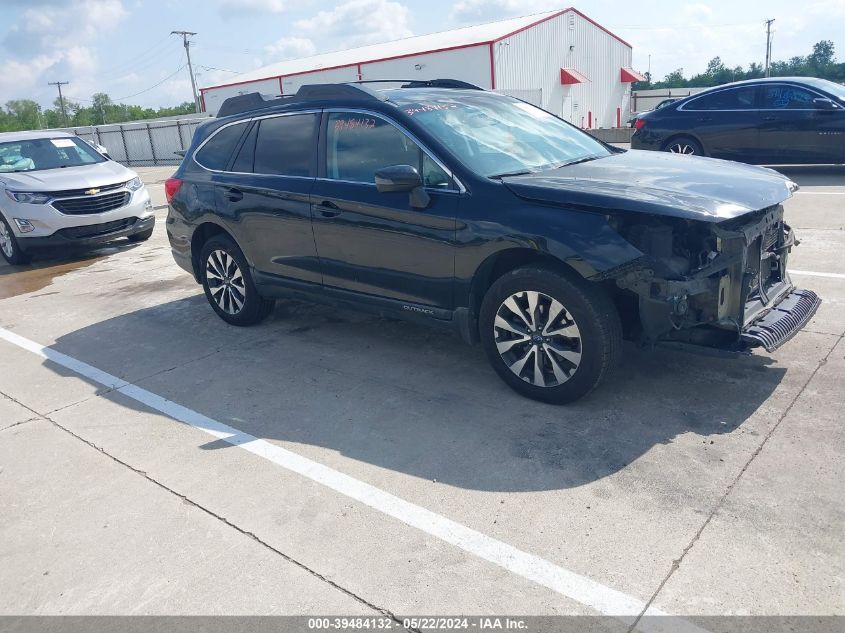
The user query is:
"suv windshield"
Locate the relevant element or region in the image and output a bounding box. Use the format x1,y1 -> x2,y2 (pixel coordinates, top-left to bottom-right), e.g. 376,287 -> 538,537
396,93 -> 610,178
0,137 -> 106,173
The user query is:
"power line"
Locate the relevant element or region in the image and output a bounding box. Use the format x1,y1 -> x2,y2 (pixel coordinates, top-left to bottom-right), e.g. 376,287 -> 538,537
93,33 -> 176,77
47,81 -> 69,125
765,18 -> 776,77
172,30 -> 201,113
112,64 -> 187,101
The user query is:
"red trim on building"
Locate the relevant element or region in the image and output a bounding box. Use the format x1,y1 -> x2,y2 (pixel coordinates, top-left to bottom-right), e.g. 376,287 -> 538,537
616,107 -> 621,127
357,63 -> 363,81
488,43 -> 496,89
560,68 -> 589,85
587,111 -> 592,128
492,7 -> 631,49
620,67 -> 646,83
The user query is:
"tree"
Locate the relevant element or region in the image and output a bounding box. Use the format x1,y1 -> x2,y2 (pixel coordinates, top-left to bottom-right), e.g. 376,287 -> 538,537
661,69 -> 687,88
4,100 -> 43,131
808,40 -> 835,70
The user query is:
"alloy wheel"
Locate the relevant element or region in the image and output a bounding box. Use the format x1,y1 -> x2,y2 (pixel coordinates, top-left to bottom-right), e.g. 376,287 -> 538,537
0,222 -> 13,258
493,290 -> 582,387
668,142 -> 696,155
205,249 -> 246,315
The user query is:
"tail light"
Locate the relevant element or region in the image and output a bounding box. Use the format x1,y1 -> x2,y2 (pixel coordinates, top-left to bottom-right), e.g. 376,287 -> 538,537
164,177 -> 183,203
634,118 -> 647,130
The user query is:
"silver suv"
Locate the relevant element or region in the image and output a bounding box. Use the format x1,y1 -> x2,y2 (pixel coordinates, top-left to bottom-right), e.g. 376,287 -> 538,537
0,131 -> 155,264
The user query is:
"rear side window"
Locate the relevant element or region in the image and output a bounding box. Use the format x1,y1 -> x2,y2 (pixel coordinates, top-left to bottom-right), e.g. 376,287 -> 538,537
195,122 -> 248,170
685,87 -> 757,111
254,114 -> 317,176
762,85 -> 817,109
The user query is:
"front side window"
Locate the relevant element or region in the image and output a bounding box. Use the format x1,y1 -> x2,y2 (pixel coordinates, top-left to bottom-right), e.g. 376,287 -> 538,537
326,113 -> 424,185
196,122 -> 248,170
253,114 -> 317,177
762,85 -> 817,110
685,87 -> 758,111
0,137 -> 107,173
395,94 -> 609,178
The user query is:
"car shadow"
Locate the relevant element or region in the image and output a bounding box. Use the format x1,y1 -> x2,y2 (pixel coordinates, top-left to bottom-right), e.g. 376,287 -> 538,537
44,294 -> 786,492
770,164 -> 845,187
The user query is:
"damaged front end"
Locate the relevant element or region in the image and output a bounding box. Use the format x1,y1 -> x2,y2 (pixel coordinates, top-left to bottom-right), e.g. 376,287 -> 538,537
610,205 -> 821,352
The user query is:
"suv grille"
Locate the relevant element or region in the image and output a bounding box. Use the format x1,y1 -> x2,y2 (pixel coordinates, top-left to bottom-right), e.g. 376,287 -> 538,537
57,218 -> 136,239
53,191 -> 130,215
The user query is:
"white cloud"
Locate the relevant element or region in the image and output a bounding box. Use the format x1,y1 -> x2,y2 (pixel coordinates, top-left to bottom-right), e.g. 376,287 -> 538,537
263,36 -> 317,61
218,0 -> 287,19
0,0 -> 128,105
293,0 -> 413,49
449,0 -> 558,24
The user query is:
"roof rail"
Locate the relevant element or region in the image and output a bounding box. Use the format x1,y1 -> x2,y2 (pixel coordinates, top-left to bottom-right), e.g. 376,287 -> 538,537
293,83 -> 388,102
215,79 -> 481,117
400,79 -> 484,90
349,79 -> 484,90
216,92 -> 287,117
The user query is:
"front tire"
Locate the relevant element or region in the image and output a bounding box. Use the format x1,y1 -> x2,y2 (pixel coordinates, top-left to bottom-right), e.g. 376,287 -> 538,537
199,235 -> 274,326
479,266 -> 622,404
663,135 -> 703,156
0,216 -> 32,265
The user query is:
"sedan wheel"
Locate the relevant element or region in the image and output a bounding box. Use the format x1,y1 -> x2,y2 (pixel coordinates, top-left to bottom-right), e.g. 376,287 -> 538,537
667,142 -> 697,155
206,249 -> 246,315
494,290 -> 582,387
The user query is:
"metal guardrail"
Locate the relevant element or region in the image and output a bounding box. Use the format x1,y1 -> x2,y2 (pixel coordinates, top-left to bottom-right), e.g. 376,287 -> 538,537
56,117 -> 209,167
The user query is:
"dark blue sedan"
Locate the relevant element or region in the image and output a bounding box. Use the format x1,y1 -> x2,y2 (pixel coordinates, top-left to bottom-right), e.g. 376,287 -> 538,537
631,77 -> 845,164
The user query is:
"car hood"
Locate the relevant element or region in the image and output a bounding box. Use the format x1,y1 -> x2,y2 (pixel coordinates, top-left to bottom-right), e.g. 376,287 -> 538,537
502,150 -> 797,222
0,160 -> 135,192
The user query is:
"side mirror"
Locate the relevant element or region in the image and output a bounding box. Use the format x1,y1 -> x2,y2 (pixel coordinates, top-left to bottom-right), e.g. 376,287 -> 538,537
813,97 -> 838,110
375,164 -> 430,209
374,165 -> 423,192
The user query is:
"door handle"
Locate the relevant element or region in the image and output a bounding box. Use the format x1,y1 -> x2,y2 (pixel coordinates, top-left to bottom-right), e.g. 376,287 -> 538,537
224,187 -> 243,202
317,200 -> 341,218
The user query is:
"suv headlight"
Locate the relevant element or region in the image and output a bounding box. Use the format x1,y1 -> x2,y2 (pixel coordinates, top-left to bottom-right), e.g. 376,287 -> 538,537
5,190 -> 50,204
126,176 -> 144,191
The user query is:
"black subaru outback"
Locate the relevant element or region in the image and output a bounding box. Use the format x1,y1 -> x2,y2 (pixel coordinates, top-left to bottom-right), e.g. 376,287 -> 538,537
166,80 -> 819,403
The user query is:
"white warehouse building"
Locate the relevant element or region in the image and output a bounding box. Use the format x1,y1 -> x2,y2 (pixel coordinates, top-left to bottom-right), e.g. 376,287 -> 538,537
200,8 -> 644,129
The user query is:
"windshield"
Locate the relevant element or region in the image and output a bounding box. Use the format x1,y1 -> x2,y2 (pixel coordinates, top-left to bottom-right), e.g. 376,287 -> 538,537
398,94 -> 610,178
0,137 -> 107,173
804,78 -> 845,101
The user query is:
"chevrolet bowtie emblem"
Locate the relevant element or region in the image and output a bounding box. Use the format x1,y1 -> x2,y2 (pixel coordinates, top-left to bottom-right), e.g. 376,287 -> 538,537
84,188 -> 100,195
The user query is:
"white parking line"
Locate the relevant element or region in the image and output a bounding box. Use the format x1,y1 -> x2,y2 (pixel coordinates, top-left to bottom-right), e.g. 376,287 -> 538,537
791,270 -> 845,279
0,326 -> 708,633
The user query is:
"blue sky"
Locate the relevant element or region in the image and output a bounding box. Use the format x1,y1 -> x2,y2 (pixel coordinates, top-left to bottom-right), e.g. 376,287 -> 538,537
1,0 -> 843,109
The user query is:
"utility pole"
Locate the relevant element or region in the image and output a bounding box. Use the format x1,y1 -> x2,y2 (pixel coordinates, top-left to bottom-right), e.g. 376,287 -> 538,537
48,81 -> 69,126
172,30 -> 200,113
764,18 -> 775,77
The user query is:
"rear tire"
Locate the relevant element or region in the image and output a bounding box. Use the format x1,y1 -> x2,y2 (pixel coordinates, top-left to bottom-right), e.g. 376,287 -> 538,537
663,135 -> 704,156
479,266 -> 622,404
199,235 -> 274,326
127,227 -> 154,243
0,216 -> 32,265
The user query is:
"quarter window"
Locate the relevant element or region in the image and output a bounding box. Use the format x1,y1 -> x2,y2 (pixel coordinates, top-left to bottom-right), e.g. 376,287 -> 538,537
253,114 -> 317,177
195,122 -> 248,170
685,87 -> 758,111
326,113 -> 451,188
762,85 -> 817,109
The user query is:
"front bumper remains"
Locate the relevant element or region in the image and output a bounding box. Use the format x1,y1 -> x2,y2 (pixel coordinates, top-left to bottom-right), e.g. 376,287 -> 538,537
17,216 -> 155,252
741,288 -> 821,352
